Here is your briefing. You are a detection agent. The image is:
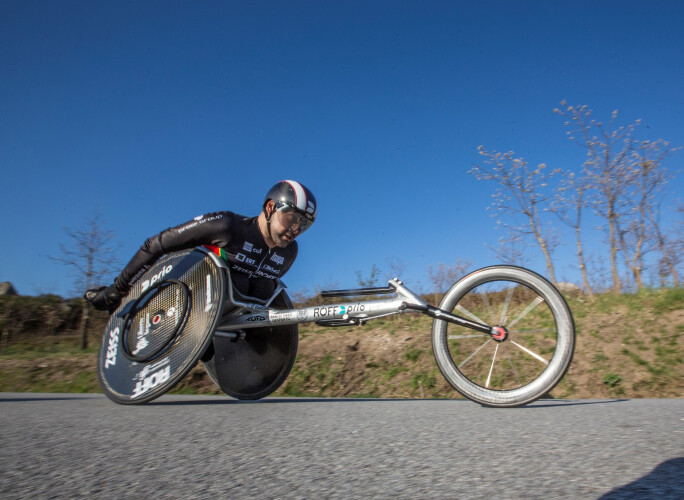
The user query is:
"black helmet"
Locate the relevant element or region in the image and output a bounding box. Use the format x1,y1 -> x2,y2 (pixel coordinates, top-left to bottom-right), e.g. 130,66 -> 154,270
263,180 -> 317,228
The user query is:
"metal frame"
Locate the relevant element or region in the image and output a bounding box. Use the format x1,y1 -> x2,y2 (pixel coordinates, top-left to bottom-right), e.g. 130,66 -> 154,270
204,247 -> 495,339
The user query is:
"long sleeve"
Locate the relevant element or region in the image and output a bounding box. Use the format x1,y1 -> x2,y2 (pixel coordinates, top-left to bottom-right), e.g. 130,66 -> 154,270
113,212 -> 233,294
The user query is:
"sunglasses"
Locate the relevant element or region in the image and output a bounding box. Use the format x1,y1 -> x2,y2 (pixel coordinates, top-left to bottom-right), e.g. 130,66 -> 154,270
275,203 -> 313,233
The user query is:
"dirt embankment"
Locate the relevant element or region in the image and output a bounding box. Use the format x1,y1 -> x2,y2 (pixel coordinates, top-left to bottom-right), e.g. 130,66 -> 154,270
2,296 -> 682,400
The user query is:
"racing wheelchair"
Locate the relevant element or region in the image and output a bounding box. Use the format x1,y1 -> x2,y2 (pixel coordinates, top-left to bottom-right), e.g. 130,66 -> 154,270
97,247 -> 574,407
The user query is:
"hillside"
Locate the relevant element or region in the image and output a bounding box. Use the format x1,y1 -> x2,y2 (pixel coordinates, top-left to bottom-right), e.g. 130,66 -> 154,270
0,289 -> 682,399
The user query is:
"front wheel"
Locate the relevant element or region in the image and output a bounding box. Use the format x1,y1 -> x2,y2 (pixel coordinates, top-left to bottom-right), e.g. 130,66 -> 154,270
431,266 -> 575,407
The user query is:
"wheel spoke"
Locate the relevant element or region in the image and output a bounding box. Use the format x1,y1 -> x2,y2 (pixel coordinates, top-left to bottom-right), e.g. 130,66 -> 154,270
458,338 -> 492,369
456,304 -> 488,326
508,296 -> 545,329
448,333 -> 489,340
499,287 -> 515,325
481,291 -> 496,324
509,339 -> 549,365
485,344 -> 499,388
509,329 -> 556,335
503,344 -> 522,386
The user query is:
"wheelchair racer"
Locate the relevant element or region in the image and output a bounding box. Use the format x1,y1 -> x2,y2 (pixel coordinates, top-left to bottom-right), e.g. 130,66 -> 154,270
85,180 -> 317,312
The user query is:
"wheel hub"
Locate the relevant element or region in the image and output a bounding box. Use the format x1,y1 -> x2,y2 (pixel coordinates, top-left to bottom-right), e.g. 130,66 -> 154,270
491,325 -> 509,342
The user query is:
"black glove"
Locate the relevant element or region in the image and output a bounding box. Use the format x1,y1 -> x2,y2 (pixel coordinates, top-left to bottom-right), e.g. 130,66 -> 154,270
84,284 -> 122,313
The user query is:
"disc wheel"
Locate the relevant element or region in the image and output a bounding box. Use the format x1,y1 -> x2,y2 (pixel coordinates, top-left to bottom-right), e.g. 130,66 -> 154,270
431,266 -> 575,407
203,290 -> 298,400
97,248 -> 225,405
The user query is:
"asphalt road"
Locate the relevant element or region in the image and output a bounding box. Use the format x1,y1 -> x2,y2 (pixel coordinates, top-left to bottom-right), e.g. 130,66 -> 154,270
1,393 -> 682,499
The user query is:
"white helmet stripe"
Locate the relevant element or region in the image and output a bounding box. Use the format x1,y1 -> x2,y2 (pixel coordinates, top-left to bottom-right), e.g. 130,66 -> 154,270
284,180 -> 307,212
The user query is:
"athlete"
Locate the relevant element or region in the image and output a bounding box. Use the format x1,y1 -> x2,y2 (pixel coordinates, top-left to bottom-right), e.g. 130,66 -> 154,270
85,180 -> 317,312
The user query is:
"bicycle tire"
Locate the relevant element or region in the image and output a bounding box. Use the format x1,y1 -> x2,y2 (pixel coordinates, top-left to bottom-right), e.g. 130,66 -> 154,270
431,266 -> 574,407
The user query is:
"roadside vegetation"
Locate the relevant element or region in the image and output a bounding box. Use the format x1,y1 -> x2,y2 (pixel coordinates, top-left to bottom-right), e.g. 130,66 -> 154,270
1,288 -> 681,399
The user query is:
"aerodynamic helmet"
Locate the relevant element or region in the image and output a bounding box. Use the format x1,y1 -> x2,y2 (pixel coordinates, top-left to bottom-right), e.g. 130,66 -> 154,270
263,180 -> 317,233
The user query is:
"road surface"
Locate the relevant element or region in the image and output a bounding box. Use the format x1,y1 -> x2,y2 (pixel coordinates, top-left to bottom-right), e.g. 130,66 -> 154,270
1,394 -> 682,498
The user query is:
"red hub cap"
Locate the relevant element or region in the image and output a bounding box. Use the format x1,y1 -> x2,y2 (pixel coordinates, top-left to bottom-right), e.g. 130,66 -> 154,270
491,326 -> 508,342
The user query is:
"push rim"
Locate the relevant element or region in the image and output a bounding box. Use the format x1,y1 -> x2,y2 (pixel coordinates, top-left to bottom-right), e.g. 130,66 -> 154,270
120,279 -> 191,363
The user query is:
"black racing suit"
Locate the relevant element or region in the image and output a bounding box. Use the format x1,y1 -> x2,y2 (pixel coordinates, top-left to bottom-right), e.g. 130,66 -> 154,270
113,211 -> 298,301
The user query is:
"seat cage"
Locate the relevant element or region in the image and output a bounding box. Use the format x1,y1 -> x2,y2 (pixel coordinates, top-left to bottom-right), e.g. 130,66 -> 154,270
203,249 -> 288,316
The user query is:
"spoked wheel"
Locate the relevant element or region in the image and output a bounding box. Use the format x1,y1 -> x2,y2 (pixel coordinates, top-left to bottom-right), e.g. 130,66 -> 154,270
431,266 -> 575,407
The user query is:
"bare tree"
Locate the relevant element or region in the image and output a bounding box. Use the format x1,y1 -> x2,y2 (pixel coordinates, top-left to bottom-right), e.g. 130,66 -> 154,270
653,201 -> 683,287
384,257 -> 408,282
470,147 -> 561,284
554,102 -> 640,293
550,168 -> 594,298
427,259 -> 472,303
618,140 -> 679,289
356,264 -> 382,288
652,206 -> 681,287
489,232 -> 528,268
556,101 -> 681,291
51,214 -> 119,349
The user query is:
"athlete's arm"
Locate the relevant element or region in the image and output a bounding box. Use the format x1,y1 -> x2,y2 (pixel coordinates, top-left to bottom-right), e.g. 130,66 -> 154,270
113,212 -> 233,294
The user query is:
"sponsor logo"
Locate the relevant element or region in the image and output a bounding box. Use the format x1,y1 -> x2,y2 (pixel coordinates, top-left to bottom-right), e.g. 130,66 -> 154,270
257,269 -> 279,278
177,214 -> 223,235
312,304 -> 366,318
270,253 -> 284,265
243,241 -> 263,255
170,289 -> 181,323
132,363 -> 171,399
104,327 -> 120,369
141,265 -> 173,292
246,315 -> 266,322
313,306 -> 340,318
297,309 -> 308,321
132,312 -> 153,355
134,336 -> 149,355
248,304 -> 269,311
132,295 -> 178,357
270,311 -> 294,323
177,222 -> 199,234
339,304 -> 366,315
231,264 -> 278,280
205,274 -> 213,312
236,253 -> 256,265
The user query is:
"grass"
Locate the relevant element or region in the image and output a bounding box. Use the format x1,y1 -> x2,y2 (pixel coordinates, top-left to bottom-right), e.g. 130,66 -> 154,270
404,348 -> 422,362
0,356 -> 100,394
602,372 -> 621,388
384,365 -> 407,380
1,287 -> 682,399
653,287 -> 684,313
1,341 -> 100,358
621,348 -> 649,366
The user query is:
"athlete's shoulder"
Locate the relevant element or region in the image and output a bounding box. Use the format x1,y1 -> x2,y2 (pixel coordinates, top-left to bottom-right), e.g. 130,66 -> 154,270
173,211 -> 229,233
199,211 -> 252,226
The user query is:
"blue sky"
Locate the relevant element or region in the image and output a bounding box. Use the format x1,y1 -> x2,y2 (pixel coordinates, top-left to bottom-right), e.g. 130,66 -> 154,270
2,0 -> 683,298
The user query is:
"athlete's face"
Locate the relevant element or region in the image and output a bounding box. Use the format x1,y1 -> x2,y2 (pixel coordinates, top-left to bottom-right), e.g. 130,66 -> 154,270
270,210 -> 302,247
264,201 -> 306,248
